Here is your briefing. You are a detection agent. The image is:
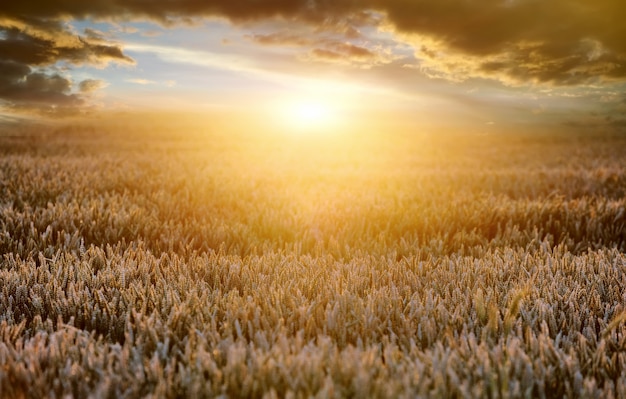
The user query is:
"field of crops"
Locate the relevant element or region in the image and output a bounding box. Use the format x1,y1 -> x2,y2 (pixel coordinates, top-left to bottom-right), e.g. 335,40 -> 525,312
0,121 -> 625,398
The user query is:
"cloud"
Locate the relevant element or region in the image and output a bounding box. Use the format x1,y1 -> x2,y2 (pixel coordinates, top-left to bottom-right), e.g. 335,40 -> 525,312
313,43 -> 375,60
79,79 -> 108,93
0,60 -> 84,117
306,43 -> 381,66
124,42 -> 261,76
0,1 -> 313,24
375,0 -> 626,85
125,42 -> 393,98
409,34 -> 626,86
141,30 -> 163,38
248,31 -> 392,67
127,79 -> 158,85
2,0 -> 626,116
83,27 -> 108,41
0,17 -> 134,66
249,32 -> 311,47
0,62 -> 76,104
9,0 -> 623,85
0,15 -> 132,115
125,78 -> 177,87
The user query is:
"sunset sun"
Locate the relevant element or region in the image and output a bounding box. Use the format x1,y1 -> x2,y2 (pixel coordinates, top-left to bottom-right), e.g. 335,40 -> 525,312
294,102 -> 330,123
281,100 -> 339,132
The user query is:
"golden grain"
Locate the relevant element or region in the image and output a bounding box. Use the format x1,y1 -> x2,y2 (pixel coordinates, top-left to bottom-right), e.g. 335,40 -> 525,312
0,126 -> 624,397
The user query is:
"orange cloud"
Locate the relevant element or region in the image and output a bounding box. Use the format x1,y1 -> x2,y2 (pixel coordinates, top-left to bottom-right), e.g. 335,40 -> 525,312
248,31 -> 391,67
374,0 -> 626,85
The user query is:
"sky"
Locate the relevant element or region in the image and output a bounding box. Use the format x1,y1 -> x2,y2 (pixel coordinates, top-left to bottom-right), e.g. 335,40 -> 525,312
1,1 -> 625,133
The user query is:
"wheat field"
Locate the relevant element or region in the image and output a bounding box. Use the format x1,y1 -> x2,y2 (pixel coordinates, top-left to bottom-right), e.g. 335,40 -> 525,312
0,123 -> 625,398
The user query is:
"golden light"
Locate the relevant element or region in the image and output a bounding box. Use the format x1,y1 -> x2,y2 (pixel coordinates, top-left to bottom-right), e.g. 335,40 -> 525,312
294,102 -> 330,123
281,99 -> 339,133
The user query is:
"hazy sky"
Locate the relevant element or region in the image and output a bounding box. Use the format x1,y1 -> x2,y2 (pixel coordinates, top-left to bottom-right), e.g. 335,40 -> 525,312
1,1 -> 625,132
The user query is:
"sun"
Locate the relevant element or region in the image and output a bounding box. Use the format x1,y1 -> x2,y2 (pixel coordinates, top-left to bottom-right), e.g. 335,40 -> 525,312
293,102 -> 330,123
281,100 -> 338,133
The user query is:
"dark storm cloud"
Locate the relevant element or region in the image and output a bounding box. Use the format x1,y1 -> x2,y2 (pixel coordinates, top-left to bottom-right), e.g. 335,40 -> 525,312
0,15 -> 131,115
0,61 -> 82,108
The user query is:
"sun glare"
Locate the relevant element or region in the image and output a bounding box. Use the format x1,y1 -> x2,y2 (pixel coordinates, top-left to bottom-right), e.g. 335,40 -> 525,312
282,100 -> 338,133
294,102 -> 329,122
